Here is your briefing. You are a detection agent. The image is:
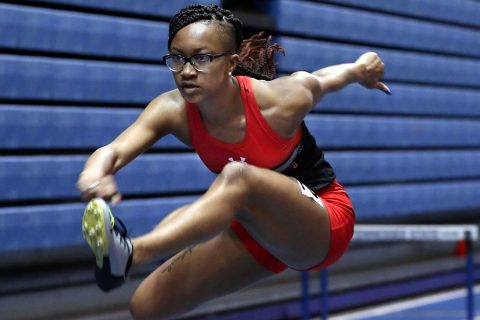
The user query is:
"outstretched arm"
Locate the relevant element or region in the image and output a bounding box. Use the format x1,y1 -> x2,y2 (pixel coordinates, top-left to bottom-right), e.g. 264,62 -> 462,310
313,52 -> 390,96
260,52 -> 389,135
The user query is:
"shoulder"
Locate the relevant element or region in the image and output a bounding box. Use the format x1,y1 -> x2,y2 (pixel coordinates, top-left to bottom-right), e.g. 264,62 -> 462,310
251,72 -> 320,107
249,72 -> 320,120
147,89 -> 184,113
271,72 -> 322,100
138,89 -> 190,141
143,90 -> 186,124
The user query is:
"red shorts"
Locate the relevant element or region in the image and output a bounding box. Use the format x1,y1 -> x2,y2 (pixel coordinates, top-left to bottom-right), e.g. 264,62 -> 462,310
230,179 -> 355,273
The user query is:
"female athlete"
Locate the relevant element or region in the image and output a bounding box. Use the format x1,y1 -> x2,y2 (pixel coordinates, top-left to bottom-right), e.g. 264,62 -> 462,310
77,4 -> 389,319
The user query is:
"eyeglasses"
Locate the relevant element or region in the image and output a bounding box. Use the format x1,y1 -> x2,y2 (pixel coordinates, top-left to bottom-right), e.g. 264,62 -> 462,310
162,52 -> 233,72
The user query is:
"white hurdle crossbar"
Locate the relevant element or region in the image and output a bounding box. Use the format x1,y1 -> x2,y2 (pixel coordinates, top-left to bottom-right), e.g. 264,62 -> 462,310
353,224 -> 479,242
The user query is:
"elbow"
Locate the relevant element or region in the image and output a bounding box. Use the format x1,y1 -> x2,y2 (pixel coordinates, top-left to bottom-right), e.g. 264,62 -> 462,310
90,144 -> 122,173
94,145 -> 118,160
293,72 -> 323,98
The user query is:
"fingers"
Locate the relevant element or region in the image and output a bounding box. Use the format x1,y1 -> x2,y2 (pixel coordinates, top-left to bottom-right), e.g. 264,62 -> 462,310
77,180 -> 98,201
78,180 -> 102,201
77,175 -> 122,205
86,180 -> 100,191
376,82 -> 391,95
356,51 -> 390,96
111,192 -> 123,206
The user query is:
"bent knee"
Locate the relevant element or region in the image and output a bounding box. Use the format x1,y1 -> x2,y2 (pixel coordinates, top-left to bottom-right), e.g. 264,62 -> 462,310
129,297 -> 145,320
129,297 -> 166,320
217,162 -> 253,202
129,276 -> 197,320
220,161 -> 251,185
129,290 -> 195,320
129,291 -> 163,320
129,292 -> 163,320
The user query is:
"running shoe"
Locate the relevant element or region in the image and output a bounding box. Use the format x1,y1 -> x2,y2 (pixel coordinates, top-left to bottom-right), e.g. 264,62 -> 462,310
82,198 -> 133,292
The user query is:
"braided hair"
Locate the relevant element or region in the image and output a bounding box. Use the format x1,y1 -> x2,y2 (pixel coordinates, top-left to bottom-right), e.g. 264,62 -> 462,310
168,4 -> 284,81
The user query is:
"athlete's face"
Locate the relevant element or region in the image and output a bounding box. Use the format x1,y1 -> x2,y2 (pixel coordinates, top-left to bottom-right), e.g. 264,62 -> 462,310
168,22 -> 239,104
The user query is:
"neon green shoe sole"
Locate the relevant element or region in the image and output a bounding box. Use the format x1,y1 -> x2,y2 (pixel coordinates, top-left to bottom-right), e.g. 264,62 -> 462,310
82,198 -> 113,269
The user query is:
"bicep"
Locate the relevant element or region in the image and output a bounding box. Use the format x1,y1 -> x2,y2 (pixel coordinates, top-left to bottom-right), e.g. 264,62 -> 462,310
270,72 -> 323,115
109,97 -> 176,171
276,71 -> 352,111
110,122 -> 158,169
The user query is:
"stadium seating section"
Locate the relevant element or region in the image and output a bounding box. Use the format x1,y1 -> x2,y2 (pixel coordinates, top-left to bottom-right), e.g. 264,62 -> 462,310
1,0 -> 479,257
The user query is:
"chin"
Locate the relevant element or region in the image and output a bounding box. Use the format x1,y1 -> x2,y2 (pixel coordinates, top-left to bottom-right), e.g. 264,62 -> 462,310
179,89 -> 204,104
180,93 -> 201,104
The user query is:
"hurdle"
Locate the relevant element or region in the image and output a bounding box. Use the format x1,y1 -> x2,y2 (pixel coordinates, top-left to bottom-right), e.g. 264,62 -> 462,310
301,224 -> 478,320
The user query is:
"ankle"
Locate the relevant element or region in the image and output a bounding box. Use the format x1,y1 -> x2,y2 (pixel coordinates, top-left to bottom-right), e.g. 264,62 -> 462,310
130,239 -> 148,269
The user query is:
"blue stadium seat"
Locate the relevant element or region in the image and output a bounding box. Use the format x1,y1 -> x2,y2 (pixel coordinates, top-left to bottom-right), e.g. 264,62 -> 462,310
0,154 -> 215,201
264,0 -> 480,57
32,0 -> 220,18
8,1 -> 478,62
324,0 -> 480,28
0,106 -> 183,149
2,181 -> 480,253
0,55 -> 176,102
4,107 -> 480,150
0,3 -> 168,60
305,115 -> 480,149
276,37 -> 480,87
349,181 -> 480,220
318,84 -> 480,117
0,197 -> 196,252
2,51 -> 478,103
2,151 -> 480,202
327,150 -> 480,184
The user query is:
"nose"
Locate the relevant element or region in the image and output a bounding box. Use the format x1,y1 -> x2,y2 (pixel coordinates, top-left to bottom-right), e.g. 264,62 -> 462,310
181,61 -> 197,76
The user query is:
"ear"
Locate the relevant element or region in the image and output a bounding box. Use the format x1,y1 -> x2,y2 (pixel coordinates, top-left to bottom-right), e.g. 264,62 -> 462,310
228,54 -> 241,73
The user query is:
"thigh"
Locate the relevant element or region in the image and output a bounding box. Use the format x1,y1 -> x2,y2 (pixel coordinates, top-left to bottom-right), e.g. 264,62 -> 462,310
129,228 -> 274,320
239,165 -> 332,270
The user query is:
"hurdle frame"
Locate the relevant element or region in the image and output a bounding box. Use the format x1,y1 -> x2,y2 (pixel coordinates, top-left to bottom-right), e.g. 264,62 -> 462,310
300,224 -> 478,320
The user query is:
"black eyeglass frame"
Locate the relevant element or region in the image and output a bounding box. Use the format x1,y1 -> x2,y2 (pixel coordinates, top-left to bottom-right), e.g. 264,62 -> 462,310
162,52 -> 233,72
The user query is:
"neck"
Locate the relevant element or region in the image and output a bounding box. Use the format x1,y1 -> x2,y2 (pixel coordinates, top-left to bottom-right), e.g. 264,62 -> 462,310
197,76 -> 242,124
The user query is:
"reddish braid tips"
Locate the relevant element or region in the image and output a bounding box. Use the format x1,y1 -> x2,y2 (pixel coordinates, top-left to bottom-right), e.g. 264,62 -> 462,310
234,32 -> 285,81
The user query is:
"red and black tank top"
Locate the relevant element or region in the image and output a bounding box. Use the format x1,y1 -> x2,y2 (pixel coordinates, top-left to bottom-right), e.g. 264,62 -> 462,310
186,76 -> 335,190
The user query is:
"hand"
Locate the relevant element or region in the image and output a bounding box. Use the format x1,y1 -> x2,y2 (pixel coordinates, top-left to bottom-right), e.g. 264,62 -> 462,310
76,171 -> 122,205
355,52 -> 391,95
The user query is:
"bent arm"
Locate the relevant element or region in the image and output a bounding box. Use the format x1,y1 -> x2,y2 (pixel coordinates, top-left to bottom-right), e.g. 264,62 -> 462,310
82,99 -> 169,175
77,92 -> 183,202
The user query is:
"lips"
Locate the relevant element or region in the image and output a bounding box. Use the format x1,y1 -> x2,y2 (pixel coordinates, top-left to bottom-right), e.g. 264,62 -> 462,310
181,83 -> 199,89
180,83 -> 200,95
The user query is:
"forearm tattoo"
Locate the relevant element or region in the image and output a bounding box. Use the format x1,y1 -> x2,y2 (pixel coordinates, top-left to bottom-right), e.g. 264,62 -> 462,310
162,247 -> 194,273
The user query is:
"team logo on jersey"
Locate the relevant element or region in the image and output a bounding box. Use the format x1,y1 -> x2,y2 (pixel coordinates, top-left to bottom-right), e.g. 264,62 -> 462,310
228,156 -> 247,163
